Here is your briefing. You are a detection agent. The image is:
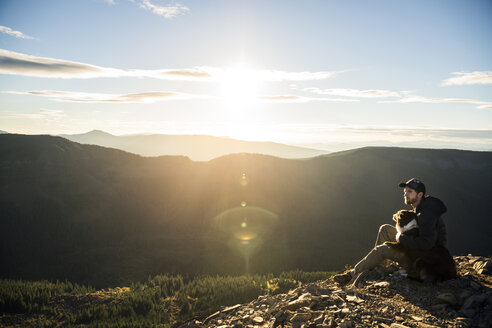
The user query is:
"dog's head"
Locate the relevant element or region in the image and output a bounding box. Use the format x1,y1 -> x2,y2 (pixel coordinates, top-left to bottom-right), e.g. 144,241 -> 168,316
392,210 -> 417,227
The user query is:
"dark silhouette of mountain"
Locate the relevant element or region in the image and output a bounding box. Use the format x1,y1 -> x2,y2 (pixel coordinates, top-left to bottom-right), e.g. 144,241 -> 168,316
59,130 -> 329,160
1,134 -> 491,287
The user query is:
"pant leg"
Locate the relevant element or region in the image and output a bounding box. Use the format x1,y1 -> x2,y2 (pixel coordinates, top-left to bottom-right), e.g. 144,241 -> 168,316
353,243 -> 408,275
375,224 -> 397,247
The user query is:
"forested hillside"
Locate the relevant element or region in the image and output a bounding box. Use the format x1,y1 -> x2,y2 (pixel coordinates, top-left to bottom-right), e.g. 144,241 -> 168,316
1,134 -> 491,287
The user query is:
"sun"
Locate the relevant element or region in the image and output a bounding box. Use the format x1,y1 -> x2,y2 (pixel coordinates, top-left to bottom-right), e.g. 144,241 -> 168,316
216,64 -> 268,141
219,65 -> 261,111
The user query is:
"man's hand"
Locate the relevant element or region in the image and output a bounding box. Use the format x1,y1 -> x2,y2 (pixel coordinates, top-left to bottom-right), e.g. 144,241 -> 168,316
384,240 -> 402,251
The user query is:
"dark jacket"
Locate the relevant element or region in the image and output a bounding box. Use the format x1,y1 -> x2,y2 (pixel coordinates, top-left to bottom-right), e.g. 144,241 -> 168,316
398,196 -> 448,250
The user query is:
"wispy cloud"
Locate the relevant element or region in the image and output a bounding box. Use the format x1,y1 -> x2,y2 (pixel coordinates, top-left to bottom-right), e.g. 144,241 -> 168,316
39,108 -> 65,117
380,94 -> 492,109
6,90 -> 198,103
138,0 -> 189,19
0,49 -> 339,82
104,0 -> 116,4
0,49 -> 122,78
0,49 -> 215,80
0,25 -> 35,40
133,68 -> 213,80
1,109 -> 65,120
255,70 -> 341,82
442,71 -> 492,86
188,67 -> 340,82
304,87 -> 401,98
304,85 -> 492,109
260,95 -> 359,103
7,89 -> 358,104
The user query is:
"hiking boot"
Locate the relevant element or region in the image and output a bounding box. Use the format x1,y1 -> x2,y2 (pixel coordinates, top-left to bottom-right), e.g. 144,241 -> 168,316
333,270 -> 354,286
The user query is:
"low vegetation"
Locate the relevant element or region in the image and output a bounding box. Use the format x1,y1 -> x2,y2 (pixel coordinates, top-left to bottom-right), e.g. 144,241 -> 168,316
0,270 -> 334,328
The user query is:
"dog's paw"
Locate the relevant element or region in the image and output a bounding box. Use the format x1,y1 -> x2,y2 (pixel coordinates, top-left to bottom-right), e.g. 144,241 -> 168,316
384,241 -> 398,247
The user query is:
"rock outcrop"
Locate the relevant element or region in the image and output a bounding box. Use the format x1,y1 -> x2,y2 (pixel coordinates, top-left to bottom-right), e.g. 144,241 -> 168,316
179,255 -> 492,328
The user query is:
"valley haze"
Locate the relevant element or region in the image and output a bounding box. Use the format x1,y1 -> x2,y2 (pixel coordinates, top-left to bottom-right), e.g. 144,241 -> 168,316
59,129 -> 492,158
59,129 -> 330,161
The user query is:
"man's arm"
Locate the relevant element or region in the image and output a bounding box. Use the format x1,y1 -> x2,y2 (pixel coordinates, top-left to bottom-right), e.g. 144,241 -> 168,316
397,211 -> 438,250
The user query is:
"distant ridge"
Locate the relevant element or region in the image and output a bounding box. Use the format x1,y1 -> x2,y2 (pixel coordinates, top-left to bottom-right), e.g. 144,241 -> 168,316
77,129 -> 113,137
0,130 -> 8,134
59,130 -> 329,160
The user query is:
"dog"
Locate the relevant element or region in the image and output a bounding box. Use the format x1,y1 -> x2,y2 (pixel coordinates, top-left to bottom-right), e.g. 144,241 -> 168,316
385,210 -> 456,282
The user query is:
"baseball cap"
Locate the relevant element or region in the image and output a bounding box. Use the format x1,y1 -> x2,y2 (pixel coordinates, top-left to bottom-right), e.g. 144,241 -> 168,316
399,178 -> 426,194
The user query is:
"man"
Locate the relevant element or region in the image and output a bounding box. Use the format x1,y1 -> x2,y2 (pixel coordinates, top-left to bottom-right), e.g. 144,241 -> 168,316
333,178 -> 448,286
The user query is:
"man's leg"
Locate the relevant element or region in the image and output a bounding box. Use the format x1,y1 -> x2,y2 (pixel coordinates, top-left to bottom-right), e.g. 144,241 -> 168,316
334,224 -> 402,286
375,224 -> 397,247
353,243 -> 408,275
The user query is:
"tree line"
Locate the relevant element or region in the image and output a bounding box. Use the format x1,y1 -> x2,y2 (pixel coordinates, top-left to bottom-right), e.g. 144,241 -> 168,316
0,270 -> 333,327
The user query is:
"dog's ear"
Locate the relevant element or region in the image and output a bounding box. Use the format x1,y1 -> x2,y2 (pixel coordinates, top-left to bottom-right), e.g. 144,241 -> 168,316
401,210 -> 417,223
392,210 -> 404,222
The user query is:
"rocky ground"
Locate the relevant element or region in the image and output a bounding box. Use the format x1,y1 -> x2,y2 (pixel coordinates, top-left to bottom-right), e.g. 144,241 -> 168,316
178,255 -> 492,328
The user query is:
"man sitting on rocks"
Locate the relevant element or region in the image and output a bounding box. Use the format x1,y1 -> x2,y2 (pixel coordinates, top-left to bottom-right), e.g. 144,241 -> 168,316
333,178 -> 448,286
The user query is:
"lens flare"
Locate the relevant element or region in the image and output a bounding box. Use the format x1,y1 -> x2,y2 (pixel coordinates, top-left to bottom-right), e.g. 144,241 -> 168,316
213,205 -> 278,273
240,173 -> 248,187
234,232 -> 257,241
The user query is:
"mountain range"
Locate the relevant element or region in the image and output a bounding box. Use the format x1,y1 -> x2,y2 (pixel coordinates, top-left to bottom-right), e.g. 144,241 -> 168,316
59,130 -> 329,160
1,134 -> 491,287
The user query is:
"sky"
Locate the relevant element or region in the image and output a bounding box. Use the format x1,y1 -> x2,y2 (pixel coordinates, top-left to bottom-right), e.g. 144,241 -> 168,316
1,0 -> 491,151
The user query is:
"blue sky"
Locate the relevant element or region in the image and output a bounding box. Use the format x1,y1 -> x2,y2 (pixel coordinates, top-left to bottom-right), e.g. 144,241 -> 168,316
1,0 -> 491,151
